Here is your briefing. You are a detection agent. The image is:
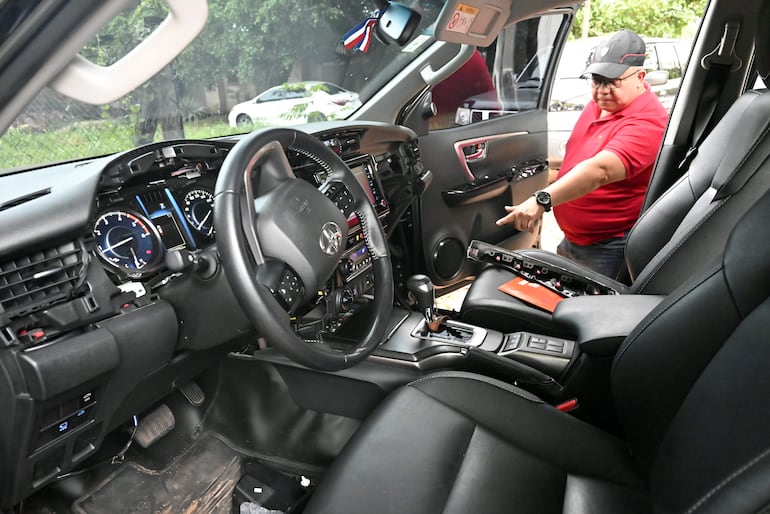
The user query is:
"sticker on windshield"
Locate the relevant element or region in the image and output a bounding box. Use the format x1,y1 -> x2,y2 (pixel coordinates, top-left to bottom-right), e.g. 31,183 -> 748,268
445,4 -> 478,34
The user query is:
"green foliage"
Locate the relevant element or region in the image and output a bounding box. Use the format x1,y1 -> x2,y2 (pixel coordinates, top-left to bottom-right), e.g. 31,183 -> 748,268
2,116 -> 242,169
572,0 -> 708,39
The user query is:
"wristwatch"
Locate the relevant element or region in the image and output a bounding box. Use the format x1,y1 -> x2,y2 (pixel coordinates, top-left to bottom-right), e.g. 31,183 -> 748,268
534,190 -> 552,212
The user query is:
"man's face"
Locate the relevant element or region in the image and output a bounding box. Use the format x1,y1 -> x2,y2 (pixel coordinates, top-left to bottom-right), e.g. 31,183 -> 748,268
590,68 -> 646,113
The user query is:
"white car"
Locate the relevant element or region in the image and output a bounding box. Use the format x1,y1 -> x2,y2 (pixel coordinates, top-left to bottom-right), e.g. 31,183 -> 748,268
227,81 -> 361,127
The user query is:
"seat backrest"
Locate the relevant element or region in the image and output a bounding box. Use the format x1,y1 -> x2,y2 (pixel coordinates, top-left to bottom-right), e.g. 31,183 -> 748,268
624,88 -> 770,294
611,187 -> 770,512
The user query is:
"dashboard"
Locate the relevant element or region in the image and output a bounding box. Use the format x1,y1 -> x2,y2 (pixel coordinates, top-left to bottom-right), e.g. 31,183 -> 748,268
0,121 -> 424,508
87,134 -> 396,332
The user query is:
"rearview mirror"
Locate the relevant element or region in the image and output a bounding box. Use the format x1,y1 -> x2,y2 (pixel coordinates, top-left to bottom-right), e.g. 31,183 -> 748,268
376,2 -> 422,46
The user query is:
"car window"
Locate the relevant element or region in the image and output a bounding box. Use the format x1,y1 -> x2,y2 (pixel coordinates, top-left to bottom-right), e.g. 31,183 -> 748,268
0,0 -> 444,172
656,43 -> 683,79
324,83 -> 346,95
645,45 -> 661,73
258,90 -> 285,103
435,13 -> 568,129
285,89 -> 310,100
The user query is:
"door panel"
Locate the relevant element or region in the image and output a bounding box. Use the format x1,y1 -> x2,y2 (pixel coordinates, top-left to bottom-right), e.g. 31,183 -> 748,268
417,113 -> 549,286
414,12 -> 573,288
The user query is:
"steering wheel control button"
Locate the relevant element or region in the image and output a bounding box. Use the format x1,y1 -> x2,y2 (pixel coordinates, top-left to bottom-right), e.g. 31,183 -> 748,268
324,182 -> 355,215
277,268 -> 302,310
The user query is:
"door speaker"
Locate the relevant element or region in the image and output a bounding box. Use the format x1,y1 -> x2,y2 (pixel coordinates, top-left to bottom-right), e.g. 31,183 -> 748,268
432,238 -> 465,280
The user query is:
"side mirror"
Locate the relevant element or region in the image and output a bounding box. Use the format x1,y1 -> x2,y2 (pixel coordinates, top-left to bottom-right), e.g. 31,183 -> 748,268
376,2 -> 422,46
645,70 -> 669,86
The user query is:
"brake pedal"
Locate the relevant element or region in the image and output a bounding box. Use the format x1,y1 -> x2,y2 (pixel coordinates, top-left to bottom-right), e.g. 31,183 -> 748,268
135,404 -> 175,448
178,380 -> 206,406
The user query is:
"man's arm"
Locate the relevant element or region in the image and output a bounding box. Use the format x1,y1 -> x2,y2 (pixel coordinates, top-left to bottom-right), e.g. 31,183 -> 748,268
496,150 -> 626,232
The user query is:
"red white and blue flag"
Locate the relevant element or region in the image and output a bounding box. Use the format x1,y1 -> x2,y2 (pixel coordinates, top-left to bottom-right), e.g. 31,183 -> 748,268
342,11 -> 380,53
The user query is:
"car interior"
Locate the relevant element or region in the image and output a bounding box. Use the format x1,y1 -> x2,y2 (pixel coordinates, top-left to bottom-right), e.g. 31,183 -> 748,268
1,0 -> 770,512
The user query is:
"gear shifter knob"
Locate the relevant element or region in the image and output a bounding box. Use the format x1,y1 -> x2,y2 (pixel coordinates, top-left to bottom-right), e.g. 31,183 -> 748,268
406,274 -> 435,324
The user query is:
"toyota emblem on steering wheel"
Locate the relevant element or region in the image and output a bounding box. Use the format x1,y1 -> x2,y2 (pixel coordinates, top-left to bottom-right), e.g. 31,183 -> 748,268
319,221 -> 343,255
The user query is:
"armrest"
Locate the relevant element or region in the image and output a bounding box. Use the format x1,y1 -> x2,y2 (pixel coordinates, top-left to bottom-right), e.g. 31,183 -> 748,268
553,294 -> 665,356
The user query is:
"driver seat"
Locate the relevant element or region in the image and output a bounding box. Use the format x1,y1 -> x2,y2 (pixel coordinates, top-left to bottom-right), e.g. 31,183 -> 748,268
304,188 -> 770,513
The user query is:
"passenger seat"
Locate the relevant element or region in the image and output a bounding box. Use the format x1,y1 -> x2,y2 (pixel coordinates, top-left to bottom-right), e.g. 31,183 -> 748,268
460,47 -> 770,335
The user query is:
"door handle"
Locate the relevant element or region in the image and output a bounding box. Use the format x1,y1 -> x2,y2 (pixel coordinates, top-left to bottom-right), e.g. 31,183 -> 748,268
462,142 -> 487,161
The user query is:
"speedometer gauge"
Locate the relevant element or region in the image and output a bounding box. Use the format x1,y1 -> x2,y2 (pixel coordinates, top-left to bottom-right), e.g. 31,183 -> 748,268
183,189 -> 215,237
93,211 -> 163,272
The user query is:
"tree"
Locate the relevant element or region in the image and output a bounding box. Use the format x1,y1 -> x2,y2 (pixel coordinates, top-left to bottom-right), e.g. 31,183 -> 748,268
572,0 -> 707,39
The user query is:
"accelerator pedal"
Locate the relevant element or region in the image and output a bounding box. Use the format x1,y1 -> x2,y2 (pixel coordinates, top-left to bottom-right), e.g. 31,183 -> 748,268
135,404 -> 176,448
179,380 -> 206,406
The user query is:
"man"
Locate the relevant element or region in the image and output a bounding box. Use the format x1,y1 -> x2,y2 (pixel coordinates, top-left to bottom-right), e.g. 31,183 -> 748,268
496,29 -> 668,279
431,49 -> 494,129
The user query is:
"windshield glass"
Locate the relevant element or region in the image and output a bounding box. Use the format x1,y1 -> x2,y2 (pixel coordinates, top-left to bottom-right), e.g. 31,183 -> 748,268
1,0 -> 444,173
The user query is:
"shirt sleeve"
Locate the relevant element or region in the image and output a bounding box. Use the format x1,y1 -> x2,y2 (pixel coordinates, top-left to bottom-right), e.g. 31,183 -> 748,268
603,113 -> 668,179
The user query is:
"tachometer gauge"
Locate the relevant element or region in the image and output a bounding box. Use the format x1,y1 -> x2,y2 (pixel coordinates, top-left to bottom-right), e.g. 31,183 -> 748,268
93,211 -> 163,272
183,189 -> 215,237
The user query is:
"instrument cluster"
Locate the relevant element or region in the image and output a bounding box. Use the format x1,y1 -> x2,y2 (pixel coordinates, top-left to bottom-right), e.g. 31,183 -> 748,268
92,163 -> 217,277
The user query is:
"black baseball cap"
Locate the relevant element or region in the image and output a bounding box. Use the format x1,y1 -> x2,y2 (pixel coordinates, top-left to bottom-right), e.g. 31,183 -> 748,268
582,30 -> 646,79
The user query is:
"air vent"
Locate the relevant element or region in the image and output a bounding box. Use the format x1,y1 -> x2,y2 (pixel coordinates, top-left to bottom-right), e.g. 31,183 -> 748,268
0,241 -> 87,321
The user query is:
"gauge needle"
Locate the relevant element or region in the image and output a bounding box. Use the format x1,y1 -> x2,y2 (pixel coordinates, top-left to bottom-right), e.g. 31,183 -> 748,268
130,247 -> 141,268
103,236 -> 133,254
196,209 -> 212,231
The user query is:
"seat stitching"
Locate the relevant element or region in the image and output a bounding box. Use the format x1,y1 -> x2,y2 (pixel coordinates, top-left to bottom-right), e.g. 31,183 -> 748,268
612,267 -> 719,374
408,371 -> 544,403
713,119 -> 770,196
439,424 -> 481,514
685,445 -> 770,513
635,197 -> 725,292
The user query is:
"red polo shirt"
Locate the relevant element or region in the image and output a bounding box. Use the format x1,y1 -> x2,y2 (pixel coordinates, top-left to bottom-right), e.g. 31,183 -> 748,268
553,83 -> 668,245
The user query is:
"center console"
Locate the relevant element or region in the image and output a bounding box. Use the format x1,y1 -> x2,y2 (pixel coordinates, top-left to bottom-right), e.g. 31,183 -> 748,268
374,273 -> 666,405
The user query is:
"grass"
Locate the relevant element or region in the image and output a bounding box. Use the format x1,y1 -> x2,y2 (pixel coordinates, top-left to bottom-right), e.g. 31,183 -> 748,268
0,116 -> 247,171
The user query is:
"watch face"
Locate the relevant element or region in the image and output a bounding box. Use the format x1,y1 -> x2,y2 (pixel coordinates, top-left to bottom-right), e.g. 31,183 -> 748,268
536,191 -> 551,210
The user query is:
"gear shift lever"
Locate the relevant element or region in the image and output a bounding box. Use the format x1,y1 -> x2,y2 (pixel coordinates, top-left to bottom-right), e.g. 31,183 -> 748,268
407,274 -> 435,324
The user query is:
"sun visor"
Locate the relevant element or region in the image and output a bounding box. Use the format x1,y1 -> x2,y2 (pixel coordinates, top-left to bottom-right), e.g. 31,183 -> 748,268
433,1 -> 511,47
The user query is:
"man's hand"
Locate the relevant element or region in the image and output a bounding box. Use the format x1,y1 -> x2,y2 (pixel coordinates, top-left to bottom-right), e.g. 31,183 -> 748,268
495,196 -> 544,233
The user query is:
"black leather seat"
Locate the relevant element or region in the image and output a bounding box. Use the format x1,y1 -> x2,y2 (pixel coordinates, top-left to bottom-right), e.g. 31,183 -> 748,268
460,41 -> 770,334
304,187 -> 770,513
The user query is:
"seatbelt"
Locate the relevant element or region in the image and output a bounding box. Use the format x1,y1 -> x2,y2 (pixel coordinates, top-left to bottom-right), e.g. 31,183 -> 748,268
678,21 -> 743,172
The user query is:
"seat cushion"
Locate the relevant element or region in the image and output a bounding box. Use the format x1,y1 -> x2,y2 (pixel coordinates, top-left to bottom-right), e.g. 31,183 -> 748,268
305,372 -> 648,514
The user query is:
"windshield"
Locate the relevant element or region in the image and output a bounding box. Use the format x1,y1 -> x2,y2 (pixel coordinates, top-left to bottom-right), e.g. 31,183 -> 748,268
0,0 -> 444,173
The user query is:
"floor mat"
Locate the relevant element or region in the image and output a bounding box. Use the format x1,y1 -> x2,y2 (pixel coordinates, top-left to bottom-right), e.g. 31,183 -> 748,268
73,434 -> 241,514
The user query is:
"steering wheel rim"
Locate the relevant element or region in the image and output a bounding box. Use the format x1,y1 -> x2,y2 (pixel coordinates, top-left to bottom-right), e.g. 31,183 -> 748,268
214,128 -> 393,371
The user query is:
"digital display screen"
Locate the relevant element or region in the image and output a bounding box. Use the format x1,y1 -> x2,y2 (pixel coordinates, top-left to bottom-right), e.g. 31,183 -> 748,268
351,164 -> 376,205
153,212 -> 186,251
350,245 -> 368,263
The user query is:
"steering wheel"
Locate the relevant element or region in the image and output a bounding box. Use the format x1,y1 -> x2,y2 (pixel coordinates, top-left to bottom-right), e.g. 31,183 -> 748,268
214,128 -> 393,371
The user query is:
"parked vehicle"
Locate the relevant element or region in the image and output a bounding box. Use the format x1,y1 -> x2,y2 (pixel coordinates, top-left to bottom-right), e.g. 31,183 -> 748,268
0,0 -> 768,512
227,81 -> 361,127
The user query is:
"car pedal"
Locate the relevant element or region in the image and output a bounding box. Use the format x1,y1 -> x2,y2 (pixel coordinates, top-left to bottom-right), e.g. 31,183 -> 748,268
178,380 -> 205,406
134,404 -> 175,448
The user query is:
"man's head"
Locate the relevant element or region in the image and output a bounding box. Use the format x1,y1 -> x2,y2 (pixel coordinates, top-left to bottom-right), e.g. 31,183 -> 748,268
584,30 -> 648,113
583,29 -> 646,79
